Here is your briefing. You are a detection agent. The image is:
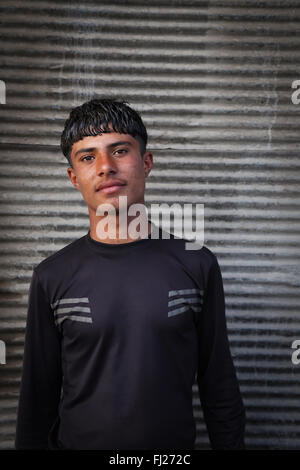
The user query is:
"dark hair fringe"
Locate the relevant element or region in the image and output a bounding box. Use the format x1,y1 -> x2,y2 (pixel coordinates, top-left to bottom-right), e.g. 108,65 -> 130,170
60,97 -> 148,166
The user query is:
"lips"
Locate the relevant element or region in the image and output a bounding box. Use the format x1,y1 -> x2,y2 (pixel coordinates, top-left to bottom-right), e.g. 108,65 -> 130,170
95,180 -> 126,193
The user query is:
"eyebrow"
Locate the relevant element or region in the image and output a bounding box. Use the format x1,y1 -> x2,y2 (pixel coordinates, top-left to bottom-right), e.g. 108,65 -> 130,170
73,141 -> 133,159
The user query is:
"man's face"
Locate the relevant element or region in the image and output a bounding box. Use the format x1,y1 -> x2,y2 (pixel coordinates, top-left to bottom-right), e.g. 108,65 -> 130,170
67,132 -> 153,214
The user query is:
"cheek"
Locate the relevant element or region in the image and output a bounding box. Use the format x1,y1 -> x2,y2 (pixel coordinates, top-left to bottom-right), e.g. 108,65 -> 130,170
123,160 -> 145,183
76,168 -> 94,190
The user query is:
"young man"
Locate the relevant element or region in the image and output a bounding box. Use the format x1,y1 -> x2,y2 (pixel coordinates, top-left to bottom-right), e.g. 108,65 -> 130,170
15,98 -> 245,450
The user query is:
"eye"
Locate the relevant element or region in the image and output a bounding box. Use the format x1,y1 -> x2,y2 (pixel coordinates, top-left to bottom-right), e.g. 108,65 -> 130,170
114,148 -> 128,155
81,155 -> 94,162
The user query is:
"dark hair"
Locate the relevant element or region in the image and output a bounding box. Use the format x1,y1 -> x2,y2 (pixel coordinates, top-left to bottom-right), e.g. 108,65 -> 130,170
60,97 -> 148,166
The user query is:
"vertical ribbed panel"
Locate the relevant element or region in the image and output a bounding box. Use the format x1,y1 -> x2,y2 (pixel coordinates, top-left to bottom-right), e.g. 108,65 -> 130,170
0,0 -> 300,450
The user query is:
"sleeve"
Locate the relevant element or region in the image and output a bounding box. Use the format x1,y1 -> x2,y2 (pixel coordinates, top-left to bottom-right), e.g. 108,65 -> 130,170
196,252 -> 246,450
15,269 -> 63,450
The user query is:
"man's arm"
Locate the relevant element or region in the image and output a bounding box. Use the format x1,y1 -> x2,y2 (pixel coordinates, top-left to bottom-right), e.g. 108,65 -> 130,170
196,252 -> 246,449
15,269 -> 62,449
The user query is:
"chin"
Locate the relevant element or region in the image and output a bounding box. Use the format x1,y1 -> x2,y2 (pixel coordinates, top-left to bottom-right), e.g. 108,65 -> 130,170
93,198 -> 121,215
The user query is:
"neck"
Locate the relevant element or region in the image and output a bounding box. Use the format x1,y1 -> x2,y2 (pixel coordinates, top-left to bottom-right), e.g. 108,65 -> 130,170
89,210 -> 152,245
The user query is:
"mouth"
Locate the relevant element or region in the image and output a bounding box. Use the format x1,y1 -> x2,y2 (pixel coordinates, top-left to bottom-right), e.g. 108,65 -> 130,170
99,184 -> 125,194
96,182 -> 126,194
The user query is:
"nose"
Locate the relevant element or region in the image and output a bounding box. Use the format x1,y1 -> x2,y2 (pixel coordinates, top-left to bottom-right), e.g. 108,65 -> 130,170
96,152 -> 118,177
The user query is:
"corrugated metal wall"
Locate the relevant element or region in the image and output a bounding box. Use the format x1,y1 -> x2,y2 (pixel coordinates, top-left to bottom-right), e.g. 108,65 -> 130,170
0,0 -> 300,450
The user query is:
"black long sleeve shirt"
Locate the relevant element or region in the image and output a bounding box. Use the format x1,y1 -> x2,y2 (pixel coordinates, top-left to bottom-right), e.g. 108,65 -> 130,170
15,225 -> 245,450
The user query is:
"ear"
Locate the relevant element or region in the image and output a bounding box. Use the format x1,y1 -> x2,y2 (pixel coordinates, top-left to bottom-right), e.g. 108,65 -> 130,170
67,166 -> 81,190
143,151 -> 153,178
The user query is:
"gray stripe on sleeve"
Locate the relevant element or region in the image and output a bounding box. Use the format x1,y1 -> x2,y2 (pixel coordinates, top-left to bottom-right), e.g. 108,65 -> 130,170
55,315 -> 93,325
168,288 -> 203,298
54,306 -> 91,315
51,297 -> 90,309
168,297 -> 203,308
168,304 -> 202,317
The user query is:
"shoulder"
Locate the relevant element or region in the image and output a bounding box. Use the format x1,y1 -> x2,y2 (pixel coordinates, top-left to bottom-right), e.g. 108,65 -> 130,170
157,227 -> 218,266
152,227 -> 219,285
34,234 -> 87,278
